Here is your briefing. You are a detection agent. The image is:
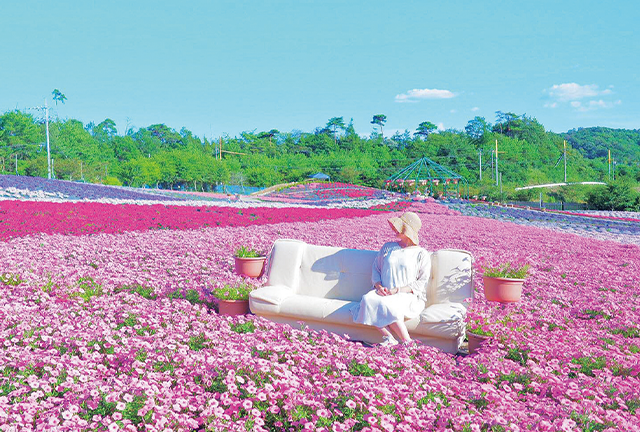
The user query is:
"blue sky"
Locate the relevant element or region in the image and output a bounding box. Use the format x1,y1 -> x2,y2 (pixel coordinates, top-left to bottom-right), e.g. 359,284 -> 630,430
2,0 -> 638,140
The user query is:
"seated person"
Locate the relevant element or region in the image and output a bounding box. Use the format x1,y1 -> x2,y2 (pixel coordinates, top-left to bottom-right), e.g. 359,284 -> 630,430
351,212 -> 431,346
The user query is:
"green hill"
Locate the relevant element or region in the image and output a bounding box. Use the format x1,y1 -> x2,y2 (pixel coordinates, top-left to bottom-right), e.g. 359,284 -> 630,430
1,110 -> 638,207
564,127 -> 640,162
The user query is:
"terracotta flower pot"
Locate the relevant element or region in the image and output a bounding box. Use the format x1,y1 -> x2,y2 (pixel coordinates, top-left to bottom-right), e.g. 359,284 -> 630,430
218,299 -> 250,316
466,331 -> 492,354
482,275 -> 525,303
234,256 -> 266,278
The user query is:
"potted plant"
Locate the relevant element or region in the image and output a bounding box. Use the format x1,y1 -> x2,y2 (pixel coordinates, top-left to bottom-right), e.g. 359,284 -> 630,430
466,319 -> 494,354
481,262 -> 530,303
233,246 -> 267,278
212,281 -> 255,316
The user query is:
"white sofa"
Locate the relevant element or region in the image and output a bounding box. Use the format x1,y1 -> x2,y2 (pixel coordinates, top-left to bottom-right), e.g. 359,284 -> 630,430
249,239 -> 474,353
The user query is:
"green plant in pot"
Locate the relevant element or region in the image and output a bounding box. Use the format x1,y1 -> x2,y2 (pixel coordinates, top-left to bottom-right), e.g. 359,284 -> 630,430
233,246 -> 267,278
481,262 -> 530,303
212,281 -> 255,316
234,246 -> 264,258
466,317 -> 494,354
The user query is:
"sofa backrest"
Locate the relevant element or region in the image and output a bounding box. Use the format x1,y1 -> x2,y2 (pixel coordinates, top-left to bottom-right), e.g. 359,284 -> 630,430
266,239 -> 473,306
266,239 -> 376,302
428,249 -> 474,308
299,244 -> 377,302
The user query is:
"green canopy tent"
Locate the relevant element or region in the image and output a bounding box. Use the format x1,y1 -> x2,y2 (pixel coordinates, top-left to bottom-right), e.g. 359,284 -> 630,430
385,157 -> 469,198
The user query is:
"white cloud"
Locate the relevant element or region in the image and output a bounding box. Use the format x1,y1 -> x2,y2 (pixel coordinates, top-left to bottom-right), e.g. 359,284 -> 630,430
545,83 -> 620,111
546,83 -> 611,102
450,109 -> 457,113
572,99 -> 621,112
471,107 -> 479,112
437,122 -> 445,131
395,88 -> 456,103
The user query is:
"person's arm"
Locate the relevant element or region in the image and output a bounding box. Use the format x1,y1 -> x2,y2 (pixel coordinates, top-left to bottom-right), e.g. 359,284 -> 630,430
372,245 -> 384,287
372,245 -> 391,295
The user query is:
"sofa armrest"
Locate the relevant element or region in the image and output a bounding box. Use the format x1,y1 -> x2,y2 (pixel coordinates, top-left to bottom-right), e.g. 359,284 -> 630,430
249,285 -> 296,305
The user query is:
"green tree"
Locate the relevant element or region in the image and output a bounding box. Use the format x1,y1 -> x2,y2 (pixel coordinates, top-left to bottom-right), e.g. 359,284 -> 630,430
465,116 -> 490,141
325,117 -> 346,146
52,89 -> 67,105
0,111 -> 42,152
92,119 -> 118,142
257,129 -> 279,144
414,121 -> 438,139
493,111 -> 519,136
371,114 -> 387,139
586,181 -> 639,211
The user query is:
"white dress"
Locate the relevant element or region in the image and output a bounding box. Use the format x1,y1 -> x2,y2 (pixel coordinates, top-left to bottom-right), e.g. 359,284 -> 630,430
352,242 -> 431,328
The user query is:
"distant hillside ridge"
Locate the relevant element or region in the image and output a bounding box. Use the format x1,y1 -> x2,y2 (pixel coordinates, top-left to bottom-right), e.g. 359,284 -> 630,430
564,127 -> 640,162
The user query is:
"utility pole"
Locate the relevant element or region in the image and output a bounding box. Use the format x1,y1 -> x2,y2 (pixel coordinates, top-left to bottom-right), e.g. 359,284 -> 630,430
490,150 -> 494,179
45,99 -> 52,179
496,140 -> 499,185
478,149 -> 482,181
499,172 -> 503,200
563,140 -> 567,183
28,99 -> 53,179
80,161 -> 84,181
495,139 -> 504,187
608,149 -> 611,181
15,154 -> 18,175
613,159 -> 616,181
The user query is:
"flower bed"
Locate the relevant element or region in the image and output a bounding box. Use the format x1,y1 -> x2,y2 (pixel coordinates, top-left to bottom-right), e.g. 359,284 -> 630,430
444,202 -> 640,245
560,210 -> 640,222
260,182 -> 395,204
0,175 -> 183,202
0,200 -> 409,240
0,201 -> 638,430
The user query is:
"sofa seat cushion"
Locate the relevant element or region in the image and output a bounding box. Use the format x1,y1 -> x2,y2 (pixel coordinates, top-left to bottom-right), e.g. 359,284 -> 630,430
277,295 -> 356,325
250,285 -> 295,305
416,303 -> 467,339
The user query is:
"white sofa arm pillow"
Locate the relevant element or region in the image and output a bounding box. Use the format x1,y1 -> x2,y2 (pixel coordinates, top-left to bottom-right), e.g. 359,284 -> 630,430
250,285 -> 296,305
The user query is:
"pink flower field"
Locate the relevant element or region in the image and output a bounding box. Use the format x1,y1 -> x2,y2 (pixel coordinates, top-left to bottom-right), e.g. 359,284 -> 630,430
0,198 -> 639,431
0,201 -> 410,240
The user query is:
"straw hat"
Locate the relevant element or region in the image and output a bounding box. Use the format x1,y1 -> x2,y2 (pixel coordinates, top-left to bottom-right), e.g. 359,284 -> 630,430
388,212 -> 422,245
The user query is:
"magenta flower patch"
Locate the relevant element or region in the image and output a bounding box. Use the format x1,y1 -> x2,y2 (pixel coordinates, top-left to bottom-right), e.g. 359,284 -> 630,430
0,199 -> 637,430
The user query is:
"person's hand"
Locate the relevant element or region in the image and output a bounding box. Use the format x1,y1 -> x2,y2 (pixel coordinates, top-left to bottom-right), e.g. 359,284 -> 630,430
375,285 -> 391,296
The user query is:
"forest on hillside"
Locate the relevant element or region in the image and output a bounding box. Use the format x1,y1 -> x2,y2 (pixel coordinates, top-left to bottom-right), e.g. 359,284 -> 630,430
0,109 -> 639,207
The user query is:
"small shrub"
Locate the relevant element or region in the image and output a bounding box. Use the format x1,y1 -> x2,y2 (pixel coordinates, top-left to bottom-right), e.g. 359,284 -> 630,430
69,277 -> 103,302
581,309 -> 612,320
0,273 -> 25,286
610,327 -> 640,338
188,333 -> 208,351
115,284 -> 157,300
571,356 -> 607,377
469,396 -> 489,411
230,321 -> 256,334
348,360 -> 376,377
505,347 -> 530,366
